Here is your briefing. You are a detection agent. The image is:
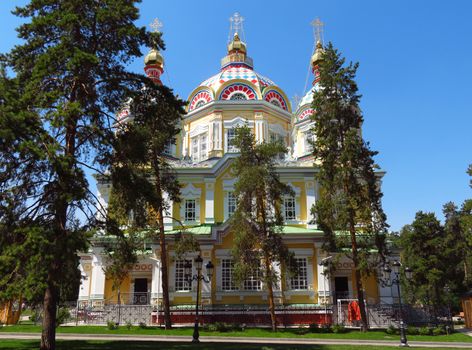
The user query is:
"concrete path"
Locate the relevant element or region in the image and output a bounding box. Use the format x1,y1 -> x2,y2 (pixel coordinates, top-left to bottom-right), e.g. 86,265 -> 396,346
1,332 -> 472,348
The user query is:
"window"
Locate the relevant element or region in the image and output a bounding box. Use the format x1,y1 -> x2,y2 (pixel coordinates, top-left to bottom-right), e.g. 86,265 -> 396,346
269,131 -> 283,144
163,140 -> 173,155
184,199 -> 196,222
304,131 -> 314,154
222,259 -> 237,291
227,192 -> 237,217
191,133 -> 209,162
244,267 -> 262,291
290,258 -> 308,290
195,100 -> 205,109
284,197 -> 296,221
175,260 -> 191,291
226,128 -> 238,153
230,92 -> 247,100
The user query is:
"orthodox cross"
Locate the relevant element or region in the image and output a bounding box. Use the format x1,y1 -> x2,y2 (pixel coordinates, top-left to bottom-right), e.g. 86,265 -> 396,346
228,12 -> 245,43
150,18 -> 163,33
311,17 -> 324,44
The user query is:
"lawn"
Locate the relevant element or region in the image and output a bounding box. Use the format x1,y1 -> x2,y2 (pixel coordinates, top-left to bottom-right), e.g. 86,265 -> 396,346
0,340 -> 469,350
1,324 -> 471,343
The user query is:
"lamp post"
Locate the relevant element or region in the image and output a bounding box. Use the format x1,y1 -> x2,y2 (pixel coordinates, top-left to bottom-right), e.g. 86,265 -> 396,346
184,255 -> 214,343
381,260 -> 412,347
319,256 -> 333,325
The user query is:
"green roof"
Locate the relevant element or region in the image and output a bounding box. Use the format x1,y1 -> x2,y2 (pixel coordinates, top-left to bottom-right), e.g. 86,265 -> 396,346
166,224 -> 213,235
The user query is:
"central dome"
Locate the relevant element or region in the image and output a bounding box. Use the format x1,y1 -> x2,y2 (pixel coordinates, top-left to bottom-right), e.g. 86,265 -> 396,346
187,33 -> 291,113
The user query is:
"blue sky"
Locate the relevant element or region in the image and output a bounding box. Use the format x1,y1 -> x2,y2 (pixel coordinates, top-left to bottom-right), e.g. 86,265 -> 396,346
1,1 -> 471,231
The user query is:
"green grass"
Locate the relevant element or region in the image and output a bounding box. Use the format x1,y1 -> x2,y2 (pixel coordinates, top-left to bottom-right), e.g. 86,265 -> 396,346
1,325 -> 471,343
0,340 -> 469,350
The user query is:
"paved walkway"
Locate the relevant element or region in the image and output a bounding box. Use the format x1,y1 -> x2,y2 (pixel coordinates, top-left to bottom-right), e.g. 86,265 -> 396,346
1,332 -> 472,348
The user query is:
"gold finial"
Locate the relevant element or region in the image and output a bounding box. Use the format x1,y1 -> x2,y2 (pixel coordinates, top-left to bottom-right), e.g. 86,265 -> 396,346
150,18 -> 163,33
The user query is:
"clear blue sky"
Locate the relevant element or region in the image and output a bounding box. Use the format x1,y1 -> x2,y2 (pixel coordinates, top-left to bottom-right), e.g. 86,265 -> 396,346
1,1 -> 471,231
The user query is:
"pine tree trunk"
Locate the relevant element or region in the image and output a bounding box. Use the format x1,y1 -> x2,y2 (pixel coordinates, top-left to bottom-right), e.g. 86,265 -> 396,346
350,222 -> 369,332
153,164 -> 172,329
265,256 -> 277,331
40,284 -> 57,350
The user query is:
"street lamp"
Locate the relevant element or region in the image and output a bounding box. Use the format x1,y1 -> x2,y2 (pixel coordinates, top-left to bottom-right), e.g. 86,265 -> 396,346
185,255 -> 214,343
319,256 -> 333,325
381,260 -> 412,347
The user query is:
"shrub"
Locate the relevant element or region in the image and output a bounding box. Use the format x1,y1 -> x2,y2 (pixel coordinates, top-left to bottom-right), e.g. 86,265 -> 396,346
308,323 -> 319,333
215,322 -> 231,332
418,326 -> 431,336
432,326 -> 445,336
56,307 -> 71,327
231,323 -> 245,331
125,321 -> 133,330
30,310 -> 42,325
332,324 -> 346,333
107,320 -> 118,330
407,326 -> 419,335
138,322 -> 147,329
385,325 -> 398,335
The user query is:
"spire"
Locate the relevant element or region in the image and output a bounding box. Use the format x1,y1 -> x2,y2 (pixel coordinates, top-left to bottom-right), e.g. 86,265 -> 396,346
144,18 -> 164,85
310,18 -> 325,86
221,12 -> 253,69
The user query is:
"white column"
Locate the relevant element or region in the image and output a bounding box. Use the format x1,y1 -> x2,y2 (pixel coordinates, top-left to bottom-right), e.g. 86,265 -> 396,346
162,191 -> 173,231
90,248 -> 106,301
212,115 -> 223,151
316,249 -> 332,305
151,256 -> 161,305
255,113 -> 264,144
200,247 -> 212,299
182,128 -> 189,157
305,177 -> 316,228
78,262 -> 91,300
96,182 -> 110,223
208,121 -> 214,151
204,179 -> 215,224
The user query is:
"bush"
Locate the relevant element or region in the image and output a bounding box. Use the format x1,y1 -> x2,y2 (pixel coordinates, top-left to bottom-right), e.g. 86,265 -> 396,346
215,322 -> 231,332
407,326 -> 419,335
432,326 -> 445,336
385,325 -> 398,335
231,323 -> 245,331
56,307 -> 70,327
308,323 -> 319,333
30,310 -> 42,325
107,320 -> 118,330
138,322 -> 147,329
332,324 -> 346,334
125,321 -> 133,330
418,326 -> 431,336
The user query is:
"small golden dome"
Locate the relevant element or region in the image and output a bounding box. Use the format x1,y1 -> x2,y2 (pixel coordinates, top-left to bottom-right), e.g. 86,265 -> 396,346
144,48 -> 164,66
310,40 -> 324,66
227,32 -> 247,54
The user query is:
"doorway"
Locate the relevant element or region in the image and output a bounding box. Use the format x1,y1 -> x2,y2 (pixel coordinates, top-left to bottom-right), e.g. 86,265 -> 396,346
133,278 -> 149,305
334,276 -> 349,302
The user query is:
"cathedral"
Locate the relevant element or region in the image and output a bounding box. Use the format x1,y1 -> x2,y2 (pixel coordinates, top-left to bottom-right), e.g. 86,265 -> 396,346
77,15 -> 395,325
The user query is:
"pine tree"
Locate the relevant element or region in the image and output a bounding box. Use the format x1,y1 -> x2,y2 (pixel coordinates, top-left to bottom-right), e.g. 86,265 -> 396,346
400,212 -> 450,308
109,78 -> 185,329
1,2 -> 155,349
230,126 -> 295,332
311,43 -> 388,331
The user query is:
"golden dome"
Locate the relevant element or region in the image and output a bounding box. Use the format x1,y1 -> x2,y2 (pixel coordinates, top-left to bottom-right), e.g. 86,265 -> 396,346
227,32 -> 247,54
144,48 -> 164,66
310,41 -> 324,67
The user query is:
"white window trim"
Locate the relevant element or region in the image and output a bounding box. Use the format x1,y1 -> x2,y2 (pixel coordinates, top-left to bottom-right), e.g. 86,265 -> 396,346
223,179 -> 237,221
283,182 -> 302,224
268,123 -> 288,137
180,184 -> 201,225
284,250 -> 315,297
191,132 -> 208,162
223,117 -> 254,153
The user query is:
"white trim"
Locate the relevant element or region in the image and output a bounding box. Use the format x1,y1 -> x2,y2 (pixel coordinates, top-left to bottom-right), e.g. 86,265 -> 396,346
283,182 -> 302,224
189,124 -> 209,138
223,116 -> 254,128
180,184 -> 201,225
268,123 -> 288,137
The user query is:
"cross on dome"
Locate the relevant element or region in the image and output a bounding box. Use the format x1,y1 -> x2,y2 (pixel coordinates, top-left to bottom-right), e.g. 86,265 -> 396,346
228,12 -> 245,43
150,18 -> 163,33
311,17 -> 324,45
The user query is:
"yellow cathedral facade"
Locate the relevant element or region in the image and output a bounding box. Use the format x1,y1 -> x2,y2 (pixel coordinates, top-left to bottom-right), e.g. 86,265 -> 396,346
77,15 -> 396,325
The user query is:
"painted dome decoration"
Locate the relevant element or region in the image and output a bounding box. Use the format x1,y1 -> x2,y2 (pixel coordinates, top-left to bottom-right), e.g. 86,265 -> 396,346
188,89 -> 214,112
263,89 -> 289,111
219,83 -> 256,100
187,27 -> 291,112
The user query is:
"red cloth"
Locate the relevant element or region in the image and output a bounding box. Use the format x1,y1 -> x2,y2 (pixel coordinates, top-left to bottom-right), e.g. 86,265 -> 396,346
348,301 -> 361,322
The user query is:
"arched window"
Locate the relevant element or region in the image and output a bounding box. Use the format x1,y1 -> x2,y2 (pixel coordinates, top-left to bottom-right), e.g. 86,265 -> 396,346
230,92 -> 247,101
